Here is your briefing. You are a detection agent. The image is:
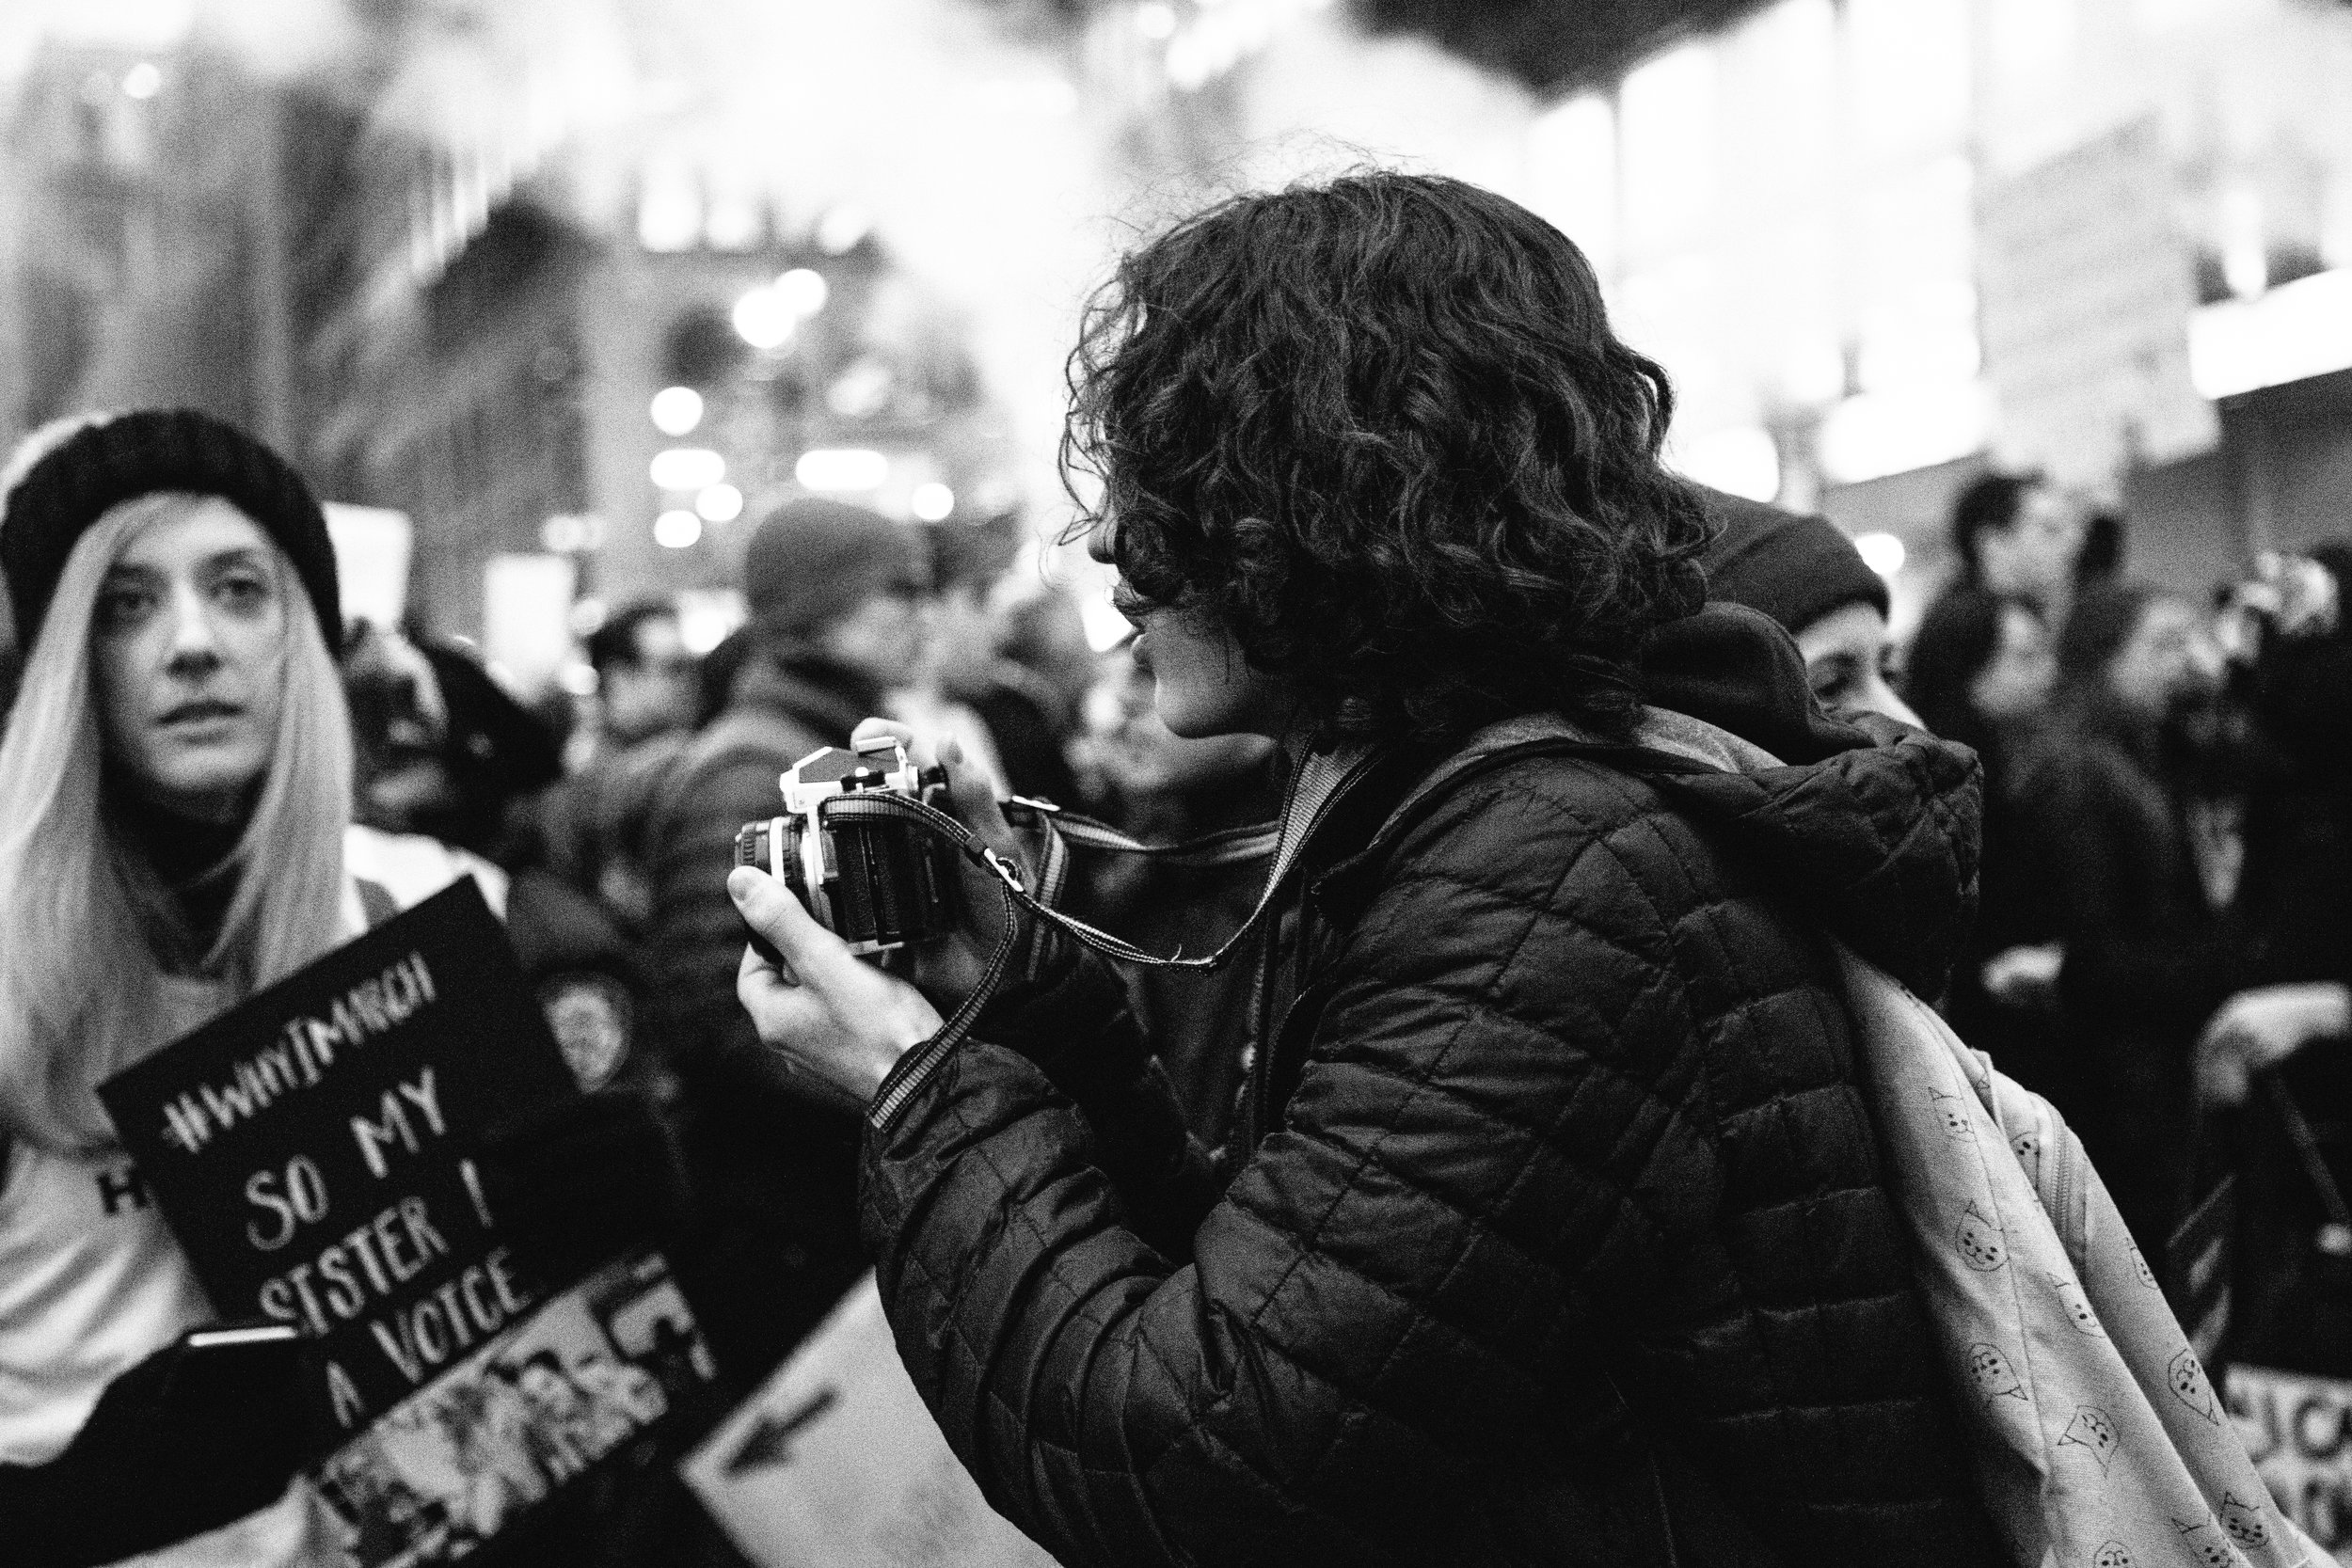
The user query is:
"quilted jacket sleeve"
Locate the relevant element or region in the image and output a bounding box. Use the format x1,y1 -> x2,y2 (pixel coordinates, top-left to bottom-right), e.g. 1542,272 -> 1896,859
861,763 -> 1994,1568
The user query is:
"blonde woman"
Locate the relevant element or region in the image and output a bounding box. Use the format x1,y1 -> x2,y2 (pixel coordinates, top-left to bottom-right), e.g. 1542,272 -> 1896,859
0,410 -> 370,1565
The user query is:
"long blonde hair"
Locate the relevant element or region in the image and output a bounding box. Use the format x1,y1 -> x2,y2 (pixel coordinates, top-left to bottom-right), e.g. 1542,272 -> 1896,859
0,492 -> 352,1149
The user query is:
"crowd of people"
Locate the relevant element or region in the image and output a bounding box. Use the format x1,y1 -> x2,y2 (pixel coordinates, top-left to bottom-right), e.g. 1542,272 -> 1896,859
0,169 -> 2347,1566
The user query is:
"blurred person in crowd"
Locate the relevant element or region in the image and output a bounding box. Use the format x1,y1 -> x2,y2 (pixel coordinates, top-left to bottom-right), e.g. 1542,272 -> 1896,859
1059,642 -> 1278,1153
1945,470 -> 2106,628
343,624 -> 564,862
624,496 -> 929,1383
342,623 -> 646,1100
2194,547 -> 2352,1374
1695,486 -> 1923,725
575,599 -> 699,768
2012,579 -> 2248,1263
517,603 -> 701,942
692,622 -> 752,730
0,408 -> 420,1563
1903,587 -> 2066,1091
920,520 -> 1087,807
883,521 -> 1010,800
1001,579 -> 1104,728
729,173 -> 2000,1565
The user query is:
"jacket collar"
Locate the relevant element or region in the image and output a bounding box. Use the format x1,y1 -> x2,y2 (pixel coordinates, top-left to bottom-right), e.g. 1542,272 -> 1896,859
728,651 -> 880,740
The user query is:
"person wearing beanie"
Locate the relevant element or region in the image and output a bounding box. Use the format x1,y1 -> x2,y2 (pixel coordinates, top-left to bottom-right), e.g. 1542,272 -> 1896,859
2008,579 -> 2260,1269
622,496 -> 930,1386
0,408 -> 371,1563
1695,484 -> 1922,725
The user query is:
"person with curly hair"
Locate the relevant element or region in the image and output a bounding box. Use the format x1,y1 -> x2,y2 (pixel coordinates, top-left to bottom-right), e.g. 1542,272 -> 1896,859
727,172 -> 2000,1566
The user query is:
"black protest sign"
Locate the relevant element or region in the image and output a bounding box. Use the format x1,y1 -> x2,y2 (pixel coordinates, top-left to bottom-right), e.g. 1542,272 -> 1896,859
100,879 -> 578,1433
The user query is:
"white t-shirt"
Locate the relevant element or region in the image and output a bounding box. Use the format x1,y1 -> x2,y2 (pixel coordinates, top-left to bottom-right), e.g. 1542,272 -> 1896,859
0,833 -> 495,1565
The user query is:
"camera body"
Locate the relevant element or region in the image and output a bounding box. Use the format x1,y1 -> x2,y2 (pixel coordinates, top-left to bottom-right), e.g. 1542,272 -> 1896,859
735,737 -> 960,956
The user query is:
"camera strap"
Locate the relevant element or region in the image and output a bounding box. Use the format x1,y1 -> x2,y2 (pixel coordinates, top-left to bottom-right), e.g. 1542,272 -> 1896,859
999,799 -> 1280,913
838,747 -> 1386,1125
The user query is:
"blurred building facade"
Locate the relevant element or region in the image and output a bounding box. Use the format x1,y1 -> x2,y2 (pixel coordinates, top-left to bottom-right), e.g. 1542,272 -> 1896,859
10,0 -> 2352,658
1477,0 -> 2352,616
0,25 -> 1024,679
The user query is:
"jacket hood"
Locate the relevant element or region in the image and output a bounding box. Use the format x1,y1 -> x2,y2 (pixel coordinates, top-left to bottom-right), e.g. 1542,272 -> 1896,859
1635,606 -> 1983,996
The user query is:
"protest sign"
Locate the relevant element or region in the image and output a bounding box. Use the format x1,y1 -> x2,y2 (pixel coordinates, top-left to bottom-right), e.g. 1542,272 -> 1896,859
682,1273 -> 1057,1568
101,879 -> 716,1564
2231,1363 -> 2352,1559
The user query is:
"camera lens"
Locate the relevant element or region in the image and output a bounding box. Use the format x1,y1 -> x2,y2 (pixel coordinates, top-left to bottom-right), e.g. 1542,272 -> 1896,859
735,821 -> 771,873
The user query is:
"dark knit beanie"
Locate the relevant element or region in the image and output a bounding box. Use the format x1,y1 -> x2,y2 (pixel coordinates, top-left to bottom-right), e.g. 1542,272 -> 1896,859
0,409 -> 341,651
741,497 -> 928,641
1696,485 -> 1889,638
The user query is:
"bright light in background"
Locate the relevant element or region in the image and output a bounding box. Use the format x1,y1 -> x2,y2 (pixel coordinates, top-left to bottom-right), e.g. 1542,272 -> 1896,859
1779,339 -> 1849,407
1136,2 -> 1178,40
1818,383 -> 1990,484
1676,425 -> 1780,502
732,287 -> 793,348
675,590 -> 745,657
650,448 -> 725,491
696,483 -> 744,523
1527,95 -> 1617,277
568,597 -> 608,637
2189,266 -> 2352,400
1620,42 -> 1716,252
817,206 -> 872,256
654,510 -> 703,549
1081,587 -> 1133,653
650,386 -> 703,436
558,660 -> 600,697
774,267 -> 829,318
910,482 -> 956,521
637,173 -> 702,254
121,61 -> 161,99
2222,186 -> 2267,300
796,448 -> 888,490
1849,0 -> 1971,152
1853,531 -> 1908,578
967,77 -> 1079,118
705,194 -> 764,251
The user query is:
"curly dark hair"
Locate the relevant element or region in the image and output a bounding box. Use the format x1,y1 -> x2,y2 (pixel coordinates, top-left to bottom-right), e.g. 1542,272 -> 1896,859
1062,171 -> 1712,743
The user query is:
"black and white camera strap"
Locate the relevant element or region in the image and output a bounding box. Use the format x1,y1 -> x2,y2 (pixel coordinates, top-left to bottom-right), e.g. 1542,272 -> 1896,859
839,745 -> 1376,1132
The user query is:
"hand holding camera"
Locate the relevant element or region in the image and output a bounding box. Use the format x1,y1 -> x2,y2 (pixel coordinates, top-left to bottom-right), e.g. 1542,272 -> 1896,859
730,721 -> 1031,1105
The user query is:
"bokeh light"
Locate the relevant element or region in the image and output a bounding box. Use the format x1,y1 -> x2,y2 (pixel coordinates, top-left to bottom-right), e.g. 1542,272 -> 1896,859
795,448 -> 888,491
1853,532 -> 1908,579
774,268 -> 829,319
696,483 -> 744,523
650,386 -> 704,436
910,482 -> 955,521
649,448 -> 725,491
731,288 -> 792,349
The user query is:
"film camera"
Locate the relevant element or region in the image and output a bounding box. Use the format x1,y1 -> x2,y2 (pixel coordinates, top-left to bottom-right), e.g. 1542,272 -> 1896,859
735,737 -> 961,956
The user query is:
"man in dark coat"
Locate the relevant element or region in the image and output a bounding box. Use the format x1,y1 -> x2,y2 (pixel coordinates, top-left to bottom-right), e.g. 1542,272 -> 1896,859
634,497 -> 930,1382
725,174 -> 1999,1566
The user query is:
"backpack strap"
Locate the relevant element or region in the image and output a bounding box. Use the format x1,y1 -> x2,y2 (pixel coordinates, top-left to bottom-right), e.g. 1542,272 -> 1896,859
866,716 -> 1719,1133
1367,726 -> 1726,861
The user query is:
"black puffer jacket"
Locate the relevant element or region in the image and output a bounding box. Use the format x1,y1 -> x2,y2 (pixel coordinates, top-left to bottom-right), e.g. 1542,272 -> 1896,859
861,611 -> 2001,1567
